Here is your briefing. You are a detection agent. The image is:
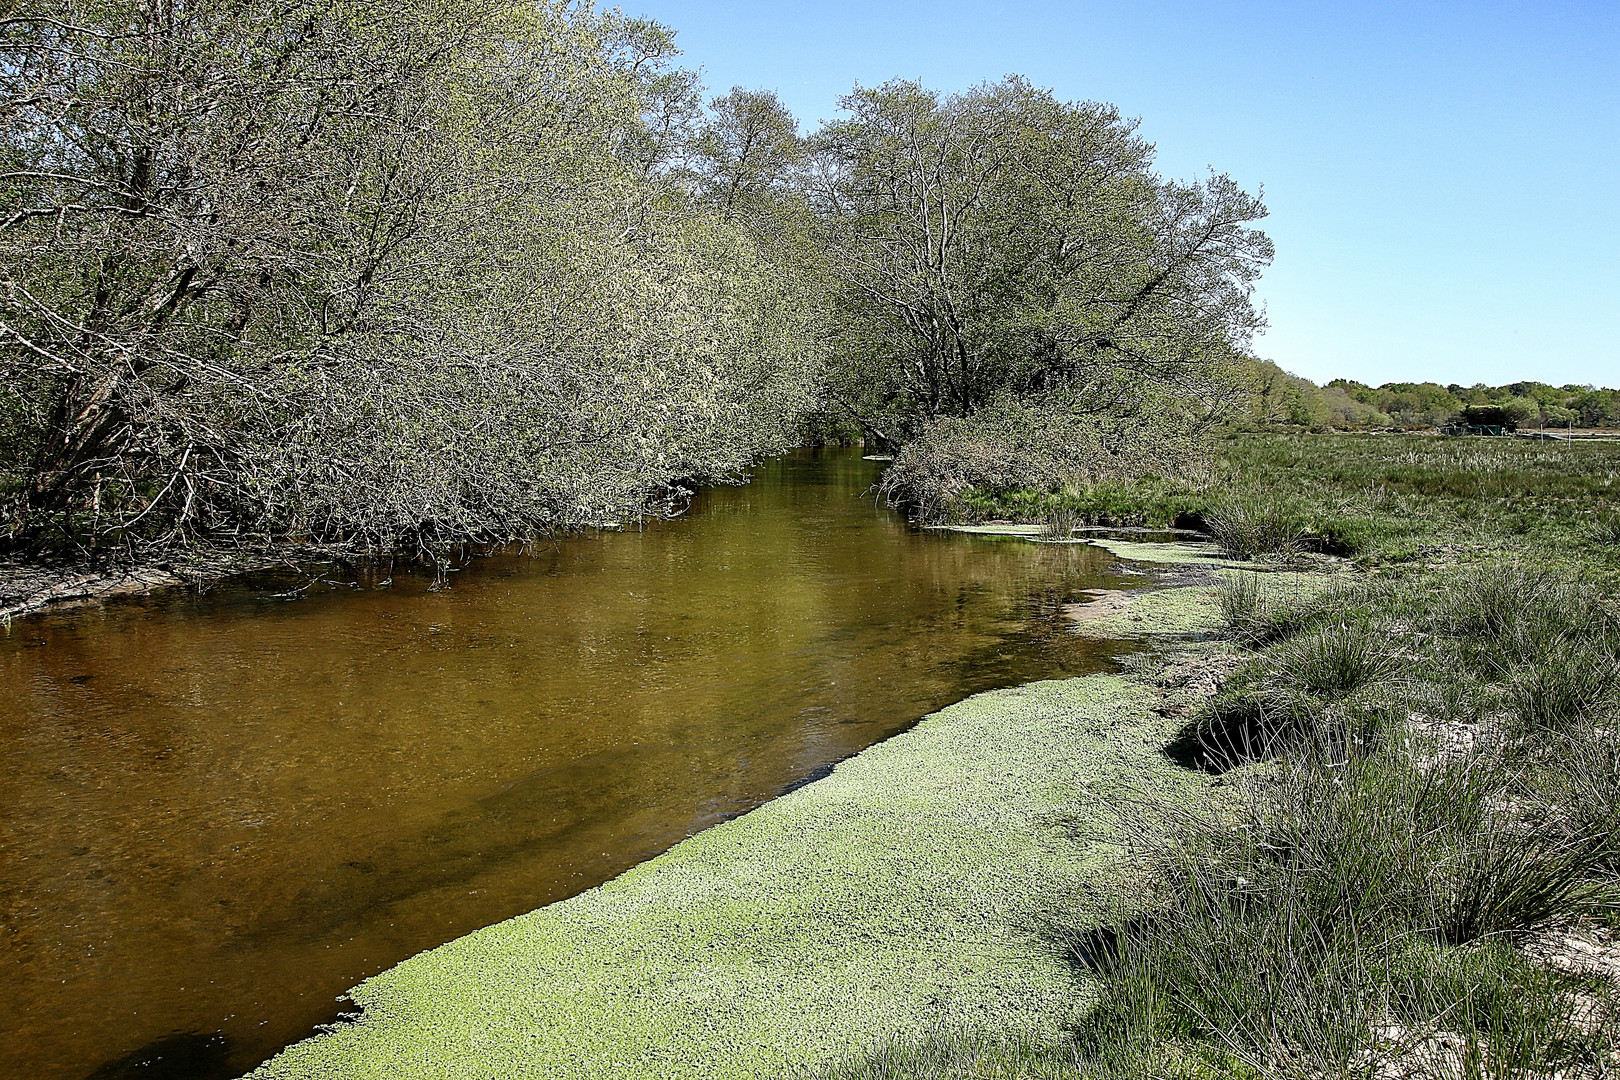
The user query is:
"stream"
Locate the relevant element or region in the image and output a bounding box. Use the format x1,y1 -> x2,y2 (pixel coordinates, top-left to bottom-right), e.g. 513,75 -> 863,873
0,447 -> 1154,1079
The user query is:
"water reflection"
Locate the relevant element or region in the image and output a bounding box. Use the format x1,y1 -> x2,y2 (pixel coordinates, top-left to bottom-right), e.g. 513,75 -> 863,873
0,448 -> 1149,1079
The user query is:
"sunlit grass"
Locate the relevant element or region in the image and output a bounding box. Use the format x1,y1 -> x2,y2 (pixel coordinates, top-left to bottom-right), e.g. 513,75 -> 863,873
946,433 -> 1620,574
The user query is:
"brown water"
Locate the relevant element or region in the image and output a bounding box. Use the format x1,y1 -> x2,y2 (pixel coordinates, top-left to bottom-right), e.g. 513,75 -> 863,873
0,448 -> 1149,1080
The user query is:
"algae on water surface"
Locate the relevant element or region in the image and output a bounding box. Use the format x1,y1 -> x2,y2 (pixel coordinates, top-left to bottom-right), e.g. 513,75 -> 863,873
932,525 -> 1263,570
251,675 -> 1209,1080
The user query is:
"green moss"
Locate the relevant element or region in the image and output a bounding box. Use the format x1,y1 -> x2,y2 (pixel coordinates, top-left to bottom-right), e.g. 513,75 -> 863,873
932,522 -> 1050,537
251,675 -> 1211,1080
1067,586 -> 1224,640
1084,538 -> 1257,568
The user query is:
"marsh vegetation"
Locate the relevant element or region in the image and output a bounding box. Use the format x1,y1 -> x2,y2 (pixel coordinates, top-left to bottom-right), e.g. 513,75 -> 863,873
815,434 -> 1620,1080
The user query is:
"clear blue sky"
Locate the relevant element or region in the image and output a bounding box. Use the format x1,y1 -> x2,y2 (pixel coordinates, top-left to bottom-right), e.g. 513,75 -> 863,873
630,0 -> 1618,389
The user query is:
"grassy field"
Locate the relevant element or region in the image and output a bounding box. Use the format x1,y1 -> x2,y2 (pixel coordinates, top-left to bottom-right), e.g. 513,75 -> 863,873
813,433 -> 1620,1079
952,432 -> 1620,576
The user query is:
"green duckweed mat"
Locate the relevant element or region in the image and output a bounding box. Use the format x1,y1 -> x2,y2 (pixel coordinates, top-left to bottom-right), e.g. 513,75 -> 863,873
932,525 -> 1262,569
251,675 -> 1206,1080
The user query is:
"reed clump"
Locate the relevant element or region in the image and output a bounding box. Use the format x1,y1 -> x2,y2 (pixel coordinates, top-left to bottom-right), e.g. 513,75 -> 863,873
1103,563 -> 1620,1076
1203,495 -> 1308,561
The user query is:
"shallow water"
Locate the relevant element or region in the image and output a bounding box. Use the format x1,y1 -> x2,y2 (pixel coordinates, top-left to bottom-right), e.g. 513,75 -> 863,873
0,448 -> 1149,1080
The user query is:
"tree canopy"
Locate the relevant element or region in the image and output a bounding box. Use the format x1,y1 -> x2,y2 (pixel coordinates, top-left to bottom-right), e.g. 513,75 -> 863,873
806,78 -> 1271,447
0,0 -> 820,557
2,9 -> 1278,560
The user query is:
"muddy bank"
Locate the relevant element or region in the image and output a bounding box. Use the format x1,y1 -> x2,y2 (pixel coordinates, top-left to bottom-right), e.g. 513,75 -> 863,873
0,561 -> 181,620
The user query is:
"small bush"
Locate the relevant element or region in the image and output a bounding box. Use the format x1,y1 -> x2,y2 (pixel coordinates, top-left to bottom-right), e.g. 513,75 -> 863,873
879,400 -> 1207,522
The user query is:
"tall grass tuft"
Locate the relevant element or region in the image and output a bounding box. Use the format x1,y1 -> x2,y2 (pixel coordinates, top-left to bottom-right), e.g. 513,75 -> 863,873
1217,572 -> 1318,646
1042,505 -> 1080,540
1204,495 -> 1306,561
1181,604 -> 1399,768
1427,564 -> 1620,731
1539,722 -> 1620,878
1066,740 -> 1620,1078
816,553 -> 1620,1080
1508,639 -> 1620,730
1586,510 -> 1620,546
1269,621 -> 1401,698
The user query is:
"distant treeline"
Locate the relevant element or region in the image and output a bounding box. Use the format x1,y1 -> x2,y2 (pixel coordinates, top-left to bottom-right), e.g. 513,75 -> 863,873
1245,361 -> 1620,431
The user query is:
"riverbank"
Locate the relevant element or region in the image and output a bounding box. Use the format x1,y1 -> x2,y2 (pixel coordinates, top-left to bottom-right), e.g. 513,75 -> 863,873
249,543 -> 1259,1080
816,433 -> 1620,1079
255,436 -> 1620,1080
936,433 -> 1620,579
0,547 -> 316,621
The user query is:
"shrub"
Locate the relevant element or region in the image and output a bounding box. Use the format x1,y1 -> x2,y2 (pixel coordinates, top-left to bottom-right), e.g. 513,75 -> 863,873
878,401 -> 1207,522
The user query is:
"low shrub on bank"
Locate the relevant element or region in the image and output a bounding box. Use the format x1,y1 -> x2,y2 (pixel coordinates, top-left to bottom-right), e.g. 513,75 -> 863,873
877,401 -> 1208,523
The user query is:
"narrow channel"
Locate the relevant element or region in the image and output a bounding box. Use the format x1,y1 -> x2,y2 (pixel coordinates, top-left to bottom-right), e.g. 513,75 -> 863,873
0,447 -> 1151,1080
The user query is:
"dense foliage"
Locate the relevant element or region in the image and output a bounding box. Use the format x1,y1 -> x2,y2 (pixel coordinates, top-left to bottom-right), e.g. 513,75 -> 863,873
2,7 -> 1273,561
807,78 -> 1270,501
0,0 -> 820,558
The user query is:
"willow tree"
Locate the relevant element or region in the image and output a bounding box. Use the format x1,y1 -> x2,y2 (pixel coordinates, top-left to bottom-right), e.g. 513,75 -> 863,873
0,0 -> 819,558
807,77 -> 1272,452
